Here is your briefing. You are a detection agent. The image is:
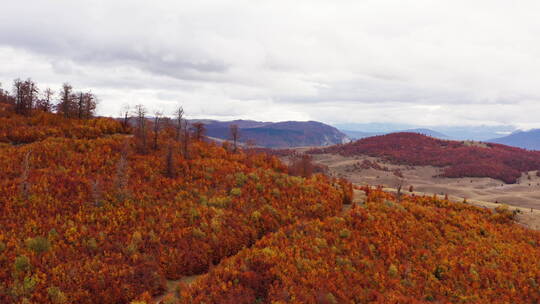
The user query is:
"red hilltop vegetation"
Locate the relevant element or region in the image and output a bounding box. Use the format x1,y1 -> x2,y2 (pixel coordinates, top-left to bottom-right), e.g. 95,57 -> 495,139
310,132 -> 540,184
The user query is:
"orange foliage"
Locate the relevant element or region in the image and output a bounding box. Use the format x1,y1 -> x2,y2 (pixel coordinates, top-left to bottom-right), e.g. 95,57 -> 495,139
0,111 -> 348,303
183,188 -> 540,303
0,108 -> 124,144
3,107 -> 538,304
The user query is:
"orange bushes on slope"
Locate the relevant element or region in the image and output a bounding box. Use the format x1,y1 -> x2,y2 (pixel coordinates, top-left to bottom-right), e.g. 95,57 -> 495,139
0,130 -> 348,303
0,109 -> 124,144
182,188 -> 540,303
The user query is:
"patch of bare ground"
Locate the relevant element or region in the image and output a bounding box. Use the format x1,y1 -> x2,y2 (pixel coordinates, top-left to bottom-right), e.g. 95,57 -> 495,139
307,152 -> 540,230
342,189 -> 367,213
152,275 -> 200,304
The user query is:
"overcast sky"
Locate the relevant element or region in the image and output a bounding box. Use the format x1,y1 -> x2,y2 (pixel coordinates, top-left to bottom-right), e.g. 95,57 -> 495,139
1,0 -> 540,128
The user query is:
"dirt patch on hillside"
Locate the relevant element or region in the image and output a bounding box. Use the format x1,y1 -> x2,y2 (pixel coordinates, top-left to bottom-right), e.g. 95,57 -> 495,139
153,275 -> 200,304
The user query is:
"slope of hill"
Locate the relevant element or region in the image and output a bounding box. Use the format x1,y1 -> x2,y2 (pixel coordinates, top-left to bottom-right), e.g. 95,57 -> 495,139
490,129 -> 540,150
2,94 -> 540,304
0,110 -> 124,144
204,120 -> 349,148
310,132 -> 540,183
0,108 -> 352,303
182,188 -> 540,303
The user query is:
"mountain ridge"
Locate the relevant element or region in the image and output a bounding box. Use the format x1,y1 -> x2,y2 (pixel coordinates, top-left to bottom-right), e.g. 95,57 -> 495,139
489,128 -> 540,150
201,119 -> 350,148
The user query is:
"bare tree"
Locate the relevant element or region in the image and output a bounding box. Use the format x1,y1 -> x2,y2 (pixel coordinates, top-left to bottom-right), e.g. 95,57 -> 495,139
229,124 -> 240,152
25,79 -> 37,115
135,104 -> 148,154
174,105 -> 184,142
192,122 -> 205,141
119,104 -> 131,132
182,120 -> 189,159
0,82 -> 15,105
13,79 -> 22,113
13,78 -> 38,116
395,178 -> 405,203
83,92 -> 97,119
57,83 -> 75,118
75,91 -> 97,119
37,88 -> 54,112
152,111 -> 163,150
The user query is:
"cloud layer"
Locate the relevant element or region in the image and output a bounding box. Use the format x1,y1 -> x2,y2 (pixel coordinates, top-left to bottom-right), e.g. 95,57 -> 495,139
1,0 -> 540,128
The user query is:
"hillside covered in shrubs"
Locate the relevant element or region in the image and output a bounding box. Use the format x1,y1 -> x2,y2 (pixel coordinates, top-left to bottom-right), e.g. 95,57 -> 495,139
181,187 -> 540,303
1,84 -> 539,304
310,132 -> 540,183
0,96 -> 352,303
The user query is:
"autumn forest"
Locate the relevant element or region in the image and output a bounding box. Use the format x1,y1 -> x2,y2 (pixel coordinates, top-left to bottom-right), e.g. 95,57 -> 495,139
0,80 -> 539,304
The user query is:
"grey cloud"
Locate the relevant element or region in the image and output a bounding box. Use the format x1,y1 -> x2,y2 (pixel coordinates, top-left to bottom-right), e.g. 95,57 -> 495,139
1,0 -> 540,128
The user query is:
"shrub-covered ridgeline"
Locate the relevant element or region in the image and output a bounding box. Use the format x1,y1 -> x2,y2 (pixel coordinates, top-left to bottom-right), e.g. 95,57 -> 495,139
0,110 -> 124,144
0,79 -> 124,144
182,187 -> 540,304
310,132 -> 540,184
0,104 -> 353,303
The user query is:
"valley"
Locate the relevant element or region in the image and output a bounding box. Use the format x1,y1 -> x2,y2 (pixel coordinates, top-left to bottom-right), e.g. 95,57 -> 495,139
286,133 -> 540,230
317,153 -> 540,228
312,153 -> 540,210
4,1 -> 540,302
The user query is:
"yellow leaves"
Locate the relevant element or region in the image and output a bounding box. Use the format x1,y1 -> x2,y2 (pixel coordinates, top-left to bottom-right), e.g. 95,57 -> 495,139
388,264 -> 399,278
338,229 -> 351,239
47,286 -> 68,304
191,228 -> 206,239
64,226 -> 78,244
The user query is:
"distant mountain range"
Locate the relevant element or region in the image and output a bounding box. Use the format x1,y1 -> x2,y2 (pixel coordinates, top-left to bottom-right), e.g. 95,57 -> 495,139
195,119 -> 349,148
489,129 -> 540,150
334,123 -> 515,141
342,128 -> 449,140
139,117 -> 539,150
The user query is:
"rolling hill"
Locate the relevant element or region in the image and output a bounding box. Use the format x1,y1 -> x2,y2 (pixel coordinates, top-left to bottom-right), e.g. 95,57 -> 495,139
310,132 -> 540,184
203,120 -> 350,148
490,129 -> 540,150
0,105 -> 351,303
183,187 -> 540,303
